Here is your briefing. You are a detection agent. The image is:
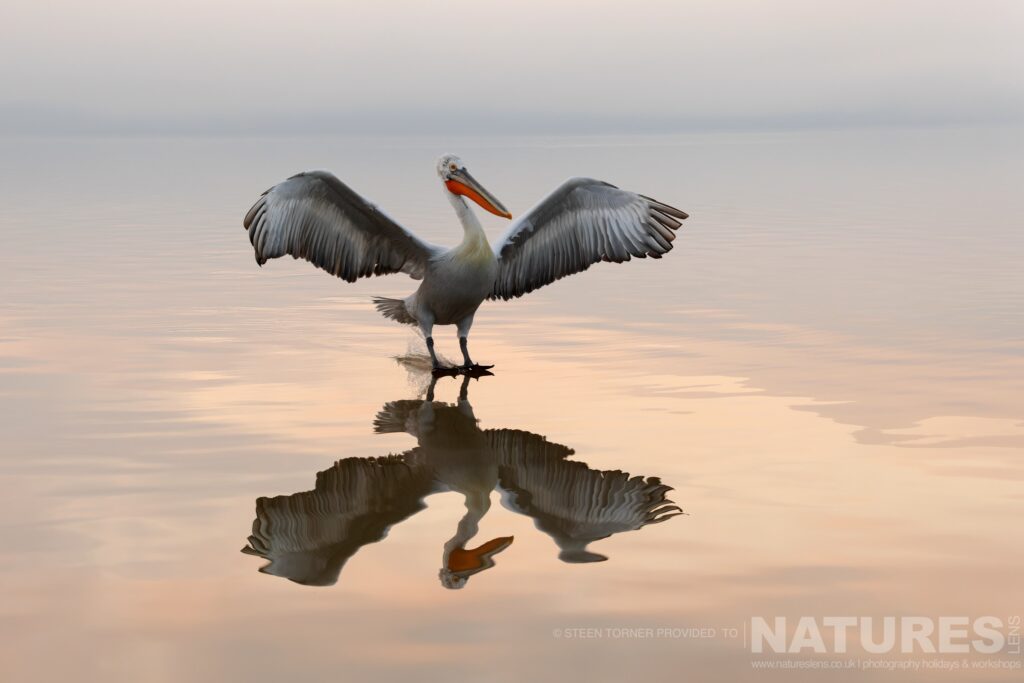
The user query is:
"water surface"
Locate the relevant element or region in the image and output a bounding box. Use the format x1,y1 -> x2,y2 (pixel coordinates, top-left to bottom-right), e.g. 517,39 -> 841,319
1,127 -> 1022,681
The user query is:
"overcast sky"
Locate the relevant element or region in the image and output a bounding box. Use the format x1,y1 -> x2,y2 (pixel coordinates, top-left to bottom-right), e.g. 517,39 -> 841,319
2,0 -> 1022,135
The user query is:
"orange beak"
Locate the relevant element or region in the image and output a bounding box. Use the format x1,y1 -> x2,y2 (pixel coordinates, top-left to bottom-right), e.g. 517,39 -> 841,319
445,168 -> 512,219
447,536 -> 515,572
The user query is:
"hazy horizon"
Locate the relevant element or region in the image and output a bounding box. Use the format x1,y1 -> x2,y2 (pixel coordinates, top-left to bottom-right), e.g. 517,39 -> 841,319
2,2 -> 1024,677
2,0 -> 1021,136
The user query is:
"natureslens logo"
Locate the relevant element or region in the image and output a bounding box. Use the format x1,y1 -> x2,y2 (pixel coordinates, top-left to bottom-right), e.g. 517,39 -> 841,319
750,616 -> 1021,655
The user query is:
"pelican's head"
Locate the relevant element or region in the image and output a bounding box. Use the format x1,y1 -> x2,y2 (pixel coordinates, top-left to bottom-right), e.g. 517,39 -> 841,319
438,535 -> 514,590
436,154 -> 512,219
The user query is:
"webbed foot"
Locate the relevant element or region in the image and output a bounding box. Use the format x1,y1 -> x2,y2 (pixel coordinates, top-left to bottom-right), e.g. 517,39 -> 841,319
431,365 -> 461,377
457,364 -> 494,377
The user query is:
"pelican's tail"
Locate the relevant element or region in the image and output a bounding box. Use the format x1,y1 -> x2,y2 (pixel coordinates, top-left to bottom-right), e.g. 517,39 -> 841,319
372,297 -> 417,326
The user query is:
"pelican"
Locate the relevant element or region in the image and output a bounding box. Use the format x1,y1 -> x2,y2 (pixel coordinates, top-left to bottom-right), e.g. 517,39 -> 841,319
242,155 -> 688,371
242,374 -> 683,588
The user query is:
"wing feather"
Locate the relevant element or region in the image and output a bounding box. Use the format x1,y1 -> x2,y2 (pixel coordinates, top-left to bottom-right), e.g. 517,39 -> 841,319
241,453 -> 434,586
490,431 -> 683,562
490,178 -> 688,300
242,171 -> 439,281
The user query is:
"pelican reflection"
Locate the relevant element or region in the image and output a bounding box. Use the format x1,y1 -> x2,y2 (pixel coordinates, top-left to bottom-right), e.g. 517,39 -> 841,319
242,375 -> 682,588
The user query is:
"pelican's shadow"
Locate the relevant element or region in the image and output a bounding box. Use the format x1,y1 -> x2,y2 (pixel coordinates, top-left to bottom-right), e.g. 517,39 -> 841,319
242,373 -> 683,588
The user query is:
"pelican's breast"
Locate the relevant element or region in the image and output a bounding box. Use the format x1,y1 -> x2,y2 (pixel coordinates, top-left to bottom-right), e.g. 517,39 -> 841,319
418,242 -> 497,324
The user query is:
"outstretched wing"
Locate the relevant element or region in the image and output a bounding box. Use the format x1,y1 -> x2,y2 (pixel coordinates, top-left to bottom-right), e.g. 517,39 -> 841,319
490,178 -> 688,300
490,430 -> 682,563
241,453 -> 435,586
243,171 -> 441,281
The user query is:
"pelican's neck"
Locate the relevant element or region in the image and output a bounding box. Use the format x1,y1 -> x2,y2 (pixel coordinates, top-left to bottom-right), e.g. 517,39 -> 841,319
446,191 -> 490,250
443,490 -> 490,555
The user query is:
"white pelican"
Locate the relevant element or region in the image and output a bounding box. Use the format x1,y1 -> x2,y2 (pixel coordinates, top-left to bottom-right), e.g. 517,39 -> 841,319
243,155 -> 688,371
242,375 -> 682,588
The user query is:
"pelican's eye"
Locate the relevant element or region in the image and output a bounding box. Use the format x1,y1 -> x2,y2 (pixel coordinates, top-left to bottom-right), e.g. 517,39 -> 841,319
449,163 -> 458,172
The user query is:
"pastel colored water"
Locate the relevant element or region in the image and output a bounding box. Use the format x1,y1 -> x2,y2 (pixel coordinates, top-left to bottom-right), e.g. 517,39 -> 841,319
1,128 -> 1022,681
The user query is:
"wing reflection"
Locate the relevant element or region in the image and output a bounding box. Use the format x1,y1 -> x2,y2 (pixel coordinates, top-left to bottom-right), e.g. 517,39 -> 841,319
243,374 -> 683,588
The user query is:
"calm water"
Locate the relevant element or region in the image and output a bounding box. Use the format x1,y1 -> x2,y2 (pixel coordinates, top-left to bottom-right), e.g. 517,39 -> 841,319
1,128 -> 1023,681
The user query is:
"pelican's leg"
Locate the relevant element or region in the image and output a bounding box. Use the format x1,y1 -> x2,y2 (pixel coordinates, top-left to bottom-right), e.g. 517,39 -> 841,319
457,315 -> 475,368
456,314 -> 494,374
420,316 -> 444,371
458,374 -> 471,402
427,336 -> 440,369
425,375 -> 440,402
